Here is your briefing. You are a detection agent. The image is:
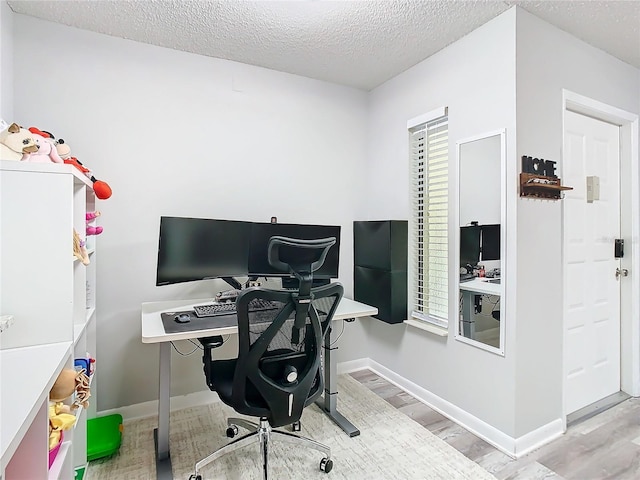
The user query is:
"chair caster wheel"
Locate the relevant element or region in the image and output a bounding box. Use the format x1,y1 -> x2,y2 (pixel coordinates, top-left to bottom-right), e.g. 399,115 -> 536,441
291,421 -> 301,432
226,425 -> 239,438
320,457 -> 333,473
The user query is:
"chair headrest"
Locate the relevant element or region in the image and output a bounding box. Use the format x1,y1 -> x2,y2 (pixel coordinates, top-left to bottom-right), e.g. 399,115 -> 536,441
267,236 -> 336,276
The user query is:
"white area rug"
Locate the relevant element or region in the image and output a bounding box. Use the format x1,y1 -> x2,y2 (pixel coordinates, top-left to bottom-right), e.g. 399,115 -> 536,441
87,374 -> 496,479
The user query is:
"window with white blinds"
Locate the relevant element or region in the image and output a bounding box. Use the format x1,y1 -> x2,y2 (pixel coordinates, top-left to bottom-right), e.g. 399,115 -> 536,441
409,112 -> 449,327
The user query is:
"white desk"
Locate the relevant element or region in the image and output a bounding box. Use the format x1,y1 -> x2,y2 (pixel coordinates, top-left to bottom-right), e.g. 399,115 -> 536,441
141,296 -> 377,480
459,278 -> 501,337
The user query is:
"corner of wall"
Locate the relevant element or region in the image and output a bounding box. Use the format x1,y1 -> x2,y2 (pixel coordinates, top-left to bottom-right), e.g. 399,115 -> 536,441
0,0 -> 14,120
364,357 -> 564,457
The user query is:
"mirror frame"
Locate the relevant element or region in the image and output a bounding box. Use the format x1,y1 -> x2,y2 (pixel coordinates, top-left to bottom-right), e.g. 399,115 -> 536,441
454,128 -> 506,356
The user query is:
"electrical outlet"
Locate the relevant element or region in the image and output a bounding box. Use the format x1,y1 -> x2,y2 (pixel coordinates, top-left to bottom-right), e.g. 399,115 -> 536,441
0,315 -> 15,333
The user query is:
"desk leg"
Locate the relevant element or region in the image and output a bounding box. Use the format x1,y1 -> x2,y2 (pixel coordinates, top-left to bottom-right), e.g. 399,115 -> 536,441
315,323 -> 360,437
461,291 -> 476,338
154,342 -> 173,479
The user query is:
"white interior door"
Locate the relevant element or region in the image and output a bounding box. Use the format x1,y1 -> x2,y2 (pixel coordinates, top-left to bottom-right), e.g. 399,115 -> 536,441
563,110 -> 621,415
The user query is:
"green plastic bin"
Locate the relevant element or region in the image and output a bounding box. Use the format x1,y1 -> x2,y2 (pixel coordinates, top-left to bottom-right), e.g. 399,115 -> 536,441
87,414 -> 123,461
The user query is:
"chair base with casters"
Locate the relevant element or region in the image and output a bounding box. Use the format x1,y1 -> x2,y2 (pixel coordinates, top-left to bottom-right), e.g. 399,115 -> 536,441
189,416 -> 333,480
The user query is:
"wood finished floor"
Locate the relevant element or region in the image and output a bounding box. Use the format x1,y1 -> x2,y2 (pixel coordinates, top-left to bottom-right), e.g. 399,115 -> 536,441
349,370 -> 640,480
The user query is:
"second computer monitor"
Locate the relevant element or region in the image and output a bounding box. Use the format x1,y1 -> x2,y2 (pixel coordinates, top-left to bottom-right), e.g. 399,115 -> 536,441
480,224 -> 500,261
248,222 -> 341,278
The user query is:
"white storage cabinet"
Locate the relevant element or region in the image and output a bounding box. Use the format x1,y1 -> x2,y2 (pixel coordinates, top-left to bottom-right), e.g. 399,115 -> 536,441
0,161 -> 98,480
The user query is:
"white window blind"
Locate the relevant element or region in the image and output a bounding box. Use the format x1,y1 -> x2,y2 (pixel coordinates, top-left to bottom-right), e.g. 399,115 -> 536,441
409,115 -> 448,327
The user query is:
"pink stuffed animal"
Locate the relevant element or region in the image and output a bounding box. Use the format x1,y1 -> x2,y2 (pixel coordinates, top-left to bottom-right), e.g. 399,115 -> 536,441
86,211 -> 103,236
22,133 -> 64,163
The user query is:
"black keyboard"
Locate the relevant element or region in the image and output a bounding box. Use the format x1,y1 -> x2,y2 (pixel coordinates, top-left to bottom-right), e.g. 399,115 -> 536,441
460,273 -> 476,283
193,299 -> 279,318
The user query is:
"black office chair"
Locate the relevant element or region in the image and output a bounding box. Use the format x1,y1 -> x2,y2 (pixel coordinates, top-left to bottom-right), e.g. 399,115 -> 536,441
190,236 -> 344,480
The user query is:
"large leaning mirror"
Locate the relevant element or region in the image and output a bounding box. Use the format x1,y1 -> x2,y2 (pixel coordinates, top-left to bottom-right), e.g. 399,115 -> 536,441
455,129 -> 506,355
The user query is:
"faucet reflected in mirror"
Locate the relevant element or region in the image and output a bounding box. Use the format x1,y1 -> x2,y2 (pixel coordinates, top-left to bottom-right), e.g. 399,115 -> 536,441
456,130 -> 505,354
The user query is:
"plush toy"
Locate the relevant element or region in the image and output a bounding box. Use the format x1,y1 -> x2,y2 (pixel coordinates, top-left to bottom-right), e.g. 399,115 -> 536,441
73,229 -> 90,265
0,123 -> 38,161
28,127 -> 54,140
49,402 -> 75,432
73,369 -> 91,410
49,367 -> 91,410
49,368 -> 77,449
48,403 -> 76,450
55,138 -> 73,161
86,211 -> 103,235
91,177 -> 113,200
48,368 -> 87,452
55,137 -> 113,200
63,156 -> 90,173
50,368 -> 78,402
21,131 -> 64,163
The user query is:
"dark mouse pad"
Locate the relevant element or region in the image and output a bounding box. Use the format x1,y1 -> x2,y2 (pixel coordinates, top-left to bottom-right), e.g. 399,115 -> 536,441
160,310 -> 238,334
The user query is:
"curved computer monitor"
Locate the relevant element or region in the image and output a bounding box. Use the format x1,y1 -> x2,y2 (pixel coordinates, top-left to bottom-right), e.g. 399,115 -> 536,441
156,216 -> 252,286
248,222 -> 341,279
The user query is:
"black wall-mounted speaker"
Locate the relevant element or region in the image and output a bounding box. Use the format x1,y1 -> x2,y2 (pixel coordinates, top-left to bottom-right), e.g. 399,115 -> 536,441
353,220 -> 408,324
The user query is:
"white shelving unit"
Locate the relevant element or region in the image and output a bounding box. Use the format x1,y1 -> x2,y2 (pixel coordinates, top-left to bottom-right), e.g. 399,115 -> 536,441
0,161 -> 98,480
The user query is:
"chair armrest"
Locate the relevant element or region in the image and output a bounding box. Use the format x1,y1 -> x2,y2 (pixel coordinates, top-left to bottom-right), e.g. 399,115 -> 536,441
198,336 -> 224,349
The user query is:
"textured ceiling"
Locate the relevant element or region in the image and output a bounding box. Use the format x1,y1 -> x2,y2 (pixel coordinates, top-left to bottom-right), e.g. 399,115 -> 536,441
7,0 -> 640,91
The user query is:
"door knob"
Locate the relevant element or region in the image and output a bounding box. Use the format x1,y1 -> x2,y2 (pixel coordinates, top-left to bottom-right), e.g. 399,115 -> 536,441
616,268 -> 629,279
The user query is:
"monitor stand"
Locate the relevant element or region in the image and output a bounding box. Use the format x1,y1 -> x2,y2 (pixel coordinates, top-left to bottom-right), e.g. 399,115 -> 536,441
221,276 -> 243,290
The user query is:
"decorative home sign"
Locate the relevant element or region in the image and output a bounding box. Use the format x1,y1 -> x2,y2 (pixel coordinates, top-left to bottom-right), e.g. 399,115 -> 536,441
520,155 -> 572,200
521,155 -> 557,178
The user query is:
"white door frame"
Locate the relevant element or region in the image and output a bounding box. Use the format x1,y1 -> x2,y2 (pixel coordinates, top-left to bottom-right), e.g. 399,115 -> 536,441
562,90 -> 640,422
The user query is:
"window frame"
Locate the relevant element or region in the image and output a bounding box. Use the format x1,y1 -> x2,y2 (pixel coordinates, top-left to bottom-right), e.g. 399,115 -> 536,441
407,107 -> 449,329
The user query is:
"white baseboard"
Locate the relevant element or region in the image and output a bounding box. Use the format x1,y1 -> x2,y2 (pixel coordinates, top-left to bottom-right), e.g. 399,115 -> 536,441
513,418 -> 564,457
337,358 -> 370,374
343,357 -> 564,457
105,359 -> 368,421
99,357 -> 563,456
98,389 -> 220,422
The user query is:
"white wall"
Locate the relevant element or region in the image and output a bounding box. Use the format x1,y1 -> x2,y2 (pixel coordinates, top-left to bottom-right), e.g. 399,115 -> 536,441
363,5 -> 639,448
514,9 -> 640,437
11,15 -> 369,410
363,9 -> 518,437
0,0 -> 13,119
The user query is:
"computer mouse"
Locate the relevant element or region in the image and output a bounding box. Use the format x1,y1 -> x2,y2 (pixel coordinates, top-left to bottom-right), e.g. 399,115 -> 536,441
174,313 -> 191,323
